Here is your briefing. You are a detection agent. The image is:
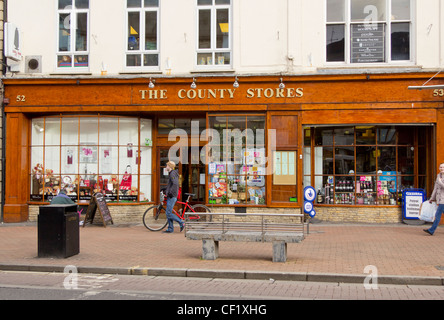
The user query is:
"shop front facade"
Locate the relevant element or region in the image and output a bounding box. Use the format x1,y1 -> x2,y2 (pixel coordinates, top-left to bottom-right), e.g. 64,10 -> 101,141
3,72 -> 443,223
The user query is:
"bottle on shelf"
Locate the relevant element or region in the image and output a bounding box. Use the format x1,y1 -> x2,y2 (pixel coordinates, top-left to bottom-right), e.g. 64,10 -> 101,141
317,189 -> 323,204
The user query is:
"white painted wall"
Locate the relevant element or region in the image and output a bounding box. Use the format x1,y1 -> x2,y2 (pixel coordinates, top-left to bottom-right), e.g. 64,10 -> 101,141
6,0 -> 444,77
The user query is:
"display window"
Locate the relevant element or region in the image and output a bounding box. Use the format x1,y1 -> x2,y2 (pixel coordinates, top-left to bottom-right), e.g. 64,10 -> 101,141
304,125 -> 430,206
207,115 -> 266,205
30,116 -> 152,204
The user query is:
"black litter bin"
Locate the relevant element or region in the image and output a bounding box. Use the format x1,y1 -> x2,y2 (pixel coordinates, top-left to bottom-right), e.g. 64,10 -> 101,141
38,204 -> 79,258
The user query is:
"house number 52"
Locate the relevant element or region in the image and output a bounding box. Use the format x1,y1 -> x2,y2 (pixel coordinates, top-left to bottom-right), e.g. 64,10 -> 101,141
16,95 -> 26,102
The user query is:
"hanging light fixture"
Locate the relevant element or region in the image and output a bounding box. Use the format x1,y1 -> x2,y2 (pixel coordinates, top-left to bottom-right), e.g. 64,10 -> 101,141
148,78 -> 155,88
279,78 -> 286,89
233,76 -> 239,88
191,78 -> 197,89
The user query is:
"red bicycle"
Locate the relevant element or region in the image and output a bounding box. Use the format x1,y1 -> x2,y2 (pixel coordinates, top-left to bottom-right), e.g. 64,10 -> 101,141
143,191 -> 211,231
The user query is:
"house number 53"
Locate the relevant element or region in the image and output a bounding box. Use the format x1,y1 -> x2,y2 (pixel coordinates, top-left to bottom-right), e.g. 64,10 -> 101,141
16,95 -> 26,102
433,89 -> 444,97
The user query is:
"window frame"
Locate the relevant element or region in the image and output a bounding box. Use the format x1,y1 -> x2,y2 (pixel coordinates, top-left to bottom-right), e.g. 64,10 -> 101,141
124,0 -> 161,71
207,114 -> 267,206
56,0 -> 90,71
325,0 -> 415,66
29,115 -> 153,205
196,0 -> 233,70
303,125 -> 428,207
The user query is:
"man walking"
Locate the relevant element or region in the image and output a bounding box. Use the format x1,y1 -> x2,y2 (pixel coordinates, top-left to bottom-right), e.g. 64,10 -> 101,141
163,161 -> 184,233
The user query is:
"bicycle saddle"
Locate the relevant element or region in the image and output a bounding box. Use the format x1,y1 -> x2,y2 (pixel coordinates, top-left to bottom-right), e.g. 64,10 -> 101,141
184,193 -> 196,197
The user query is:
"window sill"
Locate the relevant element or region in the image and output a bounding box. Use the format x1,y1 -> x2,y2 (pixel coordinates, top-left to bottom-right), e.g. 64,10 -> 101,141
318,64 -> 423,74
119,70 -> 163,75
191,68 -> 235,74
28,201 -> 154,206
315,204 -> 401,208
50,72 -> 92,76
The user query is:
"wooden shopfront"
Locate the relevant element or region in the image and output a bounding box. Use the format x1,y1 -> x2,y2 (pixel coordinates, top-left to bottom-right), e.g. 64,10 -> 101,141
2,72 -> 443,223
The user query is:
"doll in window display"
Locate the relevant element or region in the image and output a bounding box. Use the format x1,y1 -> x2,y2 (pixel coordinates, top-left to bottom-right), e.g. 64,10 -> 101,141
31,163 -> 44,195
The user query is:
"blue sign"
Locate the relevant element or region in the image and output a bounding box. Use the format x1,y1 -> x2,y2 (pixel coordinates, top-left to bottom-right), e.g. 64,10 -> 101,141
402,189 -> 426,220
304,186 -> 316,218
304,186 -> 316,202
309,209 -> 316,218
304,201 -> 313,214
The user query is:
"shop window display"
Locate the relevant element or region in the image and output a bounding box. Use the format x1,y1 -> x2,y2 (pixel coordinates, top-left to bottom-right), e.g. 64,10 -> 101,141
208,115 -> 266,205
30,116 -> 152,204
305,125 -> 428,206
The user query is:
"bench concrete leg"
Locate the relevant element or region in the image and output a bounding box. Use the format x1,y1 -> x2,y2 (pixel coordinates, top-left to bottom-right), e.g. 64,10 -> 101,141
202,239 -> 219,260
272,241 -> 287,263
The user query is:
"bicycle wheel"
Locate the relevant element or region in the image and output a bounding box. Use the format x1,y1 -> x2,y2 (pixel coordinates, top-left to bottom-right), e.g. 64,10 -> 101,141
188,204 -> 212,221
143,205 -> 168,231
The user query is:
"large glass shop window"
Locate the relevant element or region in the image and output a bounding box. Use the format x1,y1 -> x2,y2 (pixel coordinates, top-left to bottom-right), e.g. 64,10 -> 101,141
30,116 -> 153,203
208,115 -> 266,205
304,125 -> 428,206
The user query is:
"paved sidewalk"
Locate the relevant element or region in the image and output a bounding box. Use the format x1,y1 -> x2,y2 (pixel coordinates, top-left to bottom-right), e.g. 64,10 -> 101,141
1,221 -> 444,285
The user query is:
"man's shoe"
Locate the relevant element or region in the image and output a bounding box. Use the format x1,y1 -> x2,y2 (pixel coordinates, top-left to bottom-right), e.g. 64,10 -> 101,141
180,224 -> 184,232
162,230 -> 173,234
424,229 -> 434,236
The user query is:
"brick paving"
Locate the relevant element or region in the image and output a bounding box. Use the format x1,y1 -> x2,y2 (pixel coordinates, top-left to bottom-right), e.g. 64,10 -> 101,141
1,222 -> 444,281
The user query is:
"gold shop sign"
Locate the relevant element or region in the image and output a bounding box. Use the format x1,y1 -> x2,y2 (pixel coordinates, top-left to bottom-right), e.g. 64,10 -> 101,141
139,87 -> 304,101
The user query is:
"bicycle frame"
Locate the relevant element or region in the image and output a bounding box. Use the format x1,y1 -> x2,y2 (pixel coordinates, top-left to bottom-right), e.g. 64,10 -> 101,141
160,195 -> 201,220
143,192 -> 211,232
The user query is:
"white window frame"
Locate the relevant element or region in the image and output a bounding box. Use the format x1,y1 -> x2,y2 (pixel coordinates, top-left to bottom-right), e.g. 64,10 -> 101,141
196,0 -> 232,70
56,1 -> 90,71
125,1 -> 160,71
325,0 -> 415,66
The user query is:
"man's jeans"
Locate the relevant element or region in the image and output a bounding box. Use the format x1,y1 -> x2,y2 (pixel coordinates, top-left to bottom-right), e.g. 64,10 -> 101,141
165,197 -> 183,232
428,204 -> 444,234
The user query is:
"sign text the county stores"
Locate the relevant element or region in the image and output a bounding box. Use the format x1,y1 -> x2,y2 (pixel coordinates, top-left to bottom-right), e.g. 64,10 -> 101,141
139,87 -> 304,101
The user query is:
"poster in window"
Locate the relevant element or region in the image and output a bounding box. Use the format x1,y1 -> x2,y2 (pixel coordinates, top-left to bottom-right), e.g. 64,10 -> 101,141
351,23 -> 385,63
101,146 -> 112,174
80,144 -> 97,164
273,151 -> 297,185
67,148 -> 73,165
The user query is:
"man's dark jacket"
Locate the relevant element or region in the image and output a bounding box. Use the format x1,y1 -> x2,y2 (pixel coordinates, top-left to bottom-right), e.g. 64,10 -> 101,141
165,169 -> 179,198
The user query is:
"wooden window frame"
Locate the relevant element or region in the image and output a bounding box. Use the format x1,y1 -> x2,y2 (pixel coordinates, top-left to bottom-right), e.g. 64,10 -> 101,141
304,125 -> 429,207
206,113 -> 267,206
29,115 -> 154,205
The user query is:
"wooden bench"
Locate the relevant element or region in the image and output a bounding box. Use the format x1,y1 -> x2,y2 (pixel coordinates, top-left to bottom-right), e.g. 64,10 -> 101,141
184,212 -> 305,263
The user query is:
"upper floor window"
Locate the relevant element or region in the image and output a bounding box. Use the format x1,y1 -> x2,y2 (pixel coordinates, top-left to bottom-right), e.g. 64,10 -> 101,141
57,0 -> 89,69
197,0 -> 232,68
326,0 -> 412,64
126,0 -> 160,69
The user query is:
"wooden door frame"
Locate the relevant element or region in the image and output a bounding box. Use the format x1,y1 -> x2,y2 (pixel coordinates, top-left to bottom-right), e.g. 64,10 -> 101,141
267,111 -> 302,208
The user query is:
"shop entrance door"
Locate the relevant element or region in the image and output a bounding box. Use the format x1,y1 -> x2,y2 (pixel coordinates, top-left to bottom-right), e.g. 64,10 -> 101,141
158,146 -> 205,205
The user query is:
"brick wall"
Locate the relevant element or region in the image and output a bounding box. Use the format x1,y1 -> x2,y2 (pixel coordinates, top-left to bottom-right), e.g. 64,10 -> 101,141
28,204 -> 403,224
29,204 -> 148,225
312,206 -> 403,224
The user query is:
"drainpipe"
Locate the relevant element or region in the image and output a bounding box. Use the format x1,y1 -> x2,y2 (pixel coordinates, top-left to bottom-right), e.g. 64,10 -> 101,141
1,0 -> 7,223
